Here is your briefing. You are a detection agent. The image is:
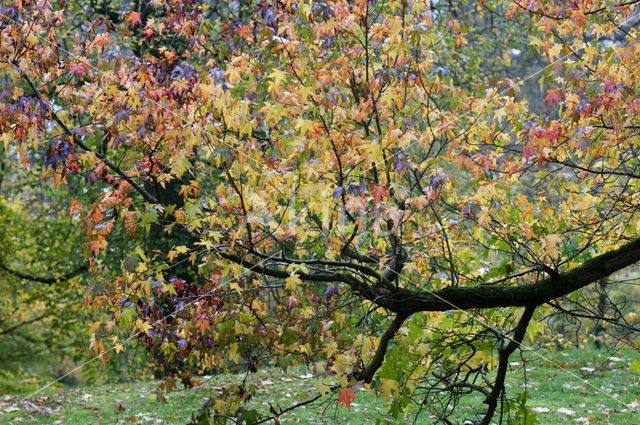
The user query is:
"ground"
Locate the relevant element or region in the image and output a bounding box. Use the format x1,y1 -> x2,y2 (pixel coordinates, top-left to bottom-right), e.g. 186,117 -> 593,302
1,345 -> 639,424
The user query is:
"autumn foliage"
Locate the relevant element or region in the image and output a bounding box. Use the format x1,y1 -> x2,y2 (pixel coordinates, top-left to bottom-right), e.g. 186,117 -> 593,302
1,0 -> 640,423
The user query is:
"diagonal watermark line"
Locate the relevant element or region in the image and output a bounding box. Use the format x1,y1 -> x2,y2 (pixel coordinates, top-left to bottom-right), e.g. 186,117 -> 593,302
0,2 -> 637,418
311,224 -> 640,413
0,12 -> 271,174
0,183 -> 305,412
395,274 -> 640,412
353,5 -> 639,180
0,247 -> 287,414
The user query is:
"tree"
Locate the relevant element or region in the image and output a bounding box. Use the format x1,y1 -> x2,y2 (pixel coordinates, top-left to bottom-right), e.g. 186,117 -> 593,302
0,139 -> 94,385
1,0 -> 640,423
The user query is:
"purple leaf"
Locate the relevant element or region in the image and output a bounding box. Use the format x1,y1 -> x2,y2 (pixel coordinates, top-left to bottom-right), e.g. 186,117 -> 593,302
325,285 -> 340,299
113,109 -> 130,124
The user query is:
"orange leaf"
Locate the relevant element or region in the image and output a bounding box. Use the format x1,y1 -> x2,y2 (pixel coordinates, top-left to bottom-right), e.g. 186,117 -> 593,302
337,387 -> 356,411
69,198 -> 81,217
125,11 -> 142,28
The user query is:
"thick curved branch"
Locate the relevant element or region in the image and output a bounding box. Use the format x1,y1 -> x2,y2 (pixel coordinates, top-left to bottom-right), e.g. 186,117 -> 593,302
221,237 -> 640,317
238,245 -> 381,280
382,238 -> 640,314
355,312 -> 409,383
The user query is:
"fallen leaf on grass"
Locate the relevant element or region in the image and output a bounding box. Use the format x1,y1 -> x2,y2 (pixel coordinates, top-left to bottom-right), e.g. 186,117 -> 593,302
557,407 -> 575,416
531,407 -> 549,413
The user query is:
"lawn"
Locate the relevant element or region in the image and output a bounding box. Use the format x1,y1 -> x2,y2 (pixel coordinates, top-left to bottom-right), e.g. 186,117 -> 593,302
1,345 -> 639,424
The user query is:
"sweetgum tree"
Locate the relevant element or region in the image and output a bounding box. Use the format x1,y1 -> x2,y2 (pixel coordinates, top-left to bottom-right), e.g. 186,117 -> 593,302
2,0 -> 640,423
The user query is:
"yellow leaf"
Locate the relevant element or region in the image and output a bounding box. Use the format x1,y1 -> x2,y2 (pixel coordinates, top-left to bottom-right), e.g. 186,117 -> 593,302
403,261 -> 420,275
111,336 -> 124,354
542,234 -> 562,260
213,399 -> 226,414
135,319 -> 152,336
1,132 -> 11,150
286,263 -> 310,274
324,341 -> 338,357
415,343 -> 430,356
333,354 -> 351,376
379,378 -> 399,400
294,118 -> 317,136
316,381 -> 331,397
229,343 -> 239,363
229,280 -> 241,293
269,69 -> 287,93
285,272 -> 302,291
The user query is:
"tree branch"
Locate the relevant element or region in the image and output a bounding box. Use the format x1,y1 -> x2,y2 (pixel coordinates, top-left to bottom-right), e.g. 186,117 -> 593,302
478,305 -> 536,425
17,66 -> 158,204
354,312 -> 409,383
0,313 -> 49,336
0,262 -> 88,284
382,238 -> 640,314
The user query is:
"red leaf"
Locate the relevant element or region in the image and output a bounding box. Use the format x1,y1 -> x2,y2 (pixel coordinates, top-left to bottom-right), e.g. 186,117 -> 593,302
545,88 -> 561,108
337,387 -> 356,411
125,11 -> 142,28
91,32 -> 112,51
371,184 -> 389,205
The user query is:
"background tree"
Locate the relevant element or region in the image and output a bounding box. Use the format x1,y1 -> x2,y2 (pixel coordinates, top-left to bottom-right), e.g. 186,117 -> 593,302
0,144 -> 91,389
1,0 -> 640,424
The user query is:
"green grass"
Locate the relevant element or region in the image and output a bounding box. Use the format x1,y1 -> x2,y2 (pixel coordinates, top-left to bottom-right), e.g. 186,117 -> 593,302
505,346 -> 640,425
1,345 -> 639,424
